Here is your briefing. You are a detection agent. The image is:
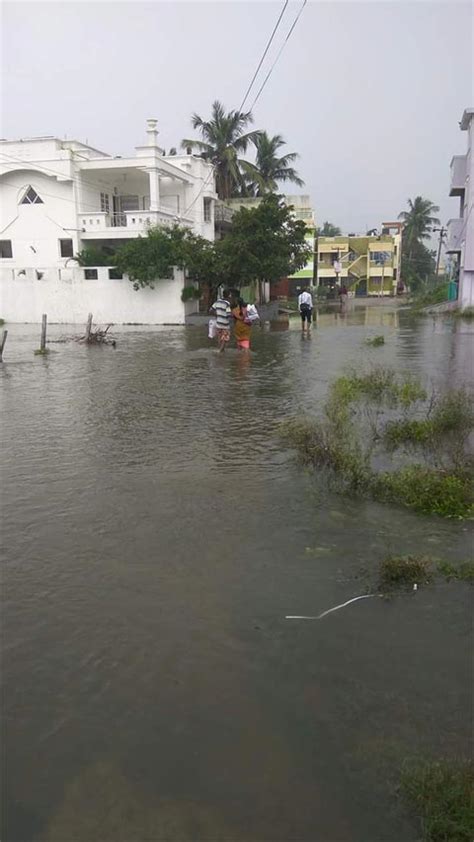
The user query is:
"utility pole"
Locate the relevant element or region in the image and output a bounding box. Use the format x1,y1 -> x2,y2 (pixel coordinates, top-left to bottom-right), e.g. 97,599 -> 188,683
433,226 -> 447,278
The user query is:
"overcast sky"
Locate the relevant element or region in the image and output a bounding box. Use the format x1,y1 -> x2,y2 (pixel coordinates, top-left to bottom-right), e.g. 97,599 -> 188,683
2,0 -> 473,232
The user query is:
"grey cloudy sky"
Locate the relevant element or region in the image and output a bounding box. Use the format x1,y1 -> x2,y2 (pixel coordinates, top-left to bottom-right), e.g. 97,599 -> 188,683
2,1 -> 473,232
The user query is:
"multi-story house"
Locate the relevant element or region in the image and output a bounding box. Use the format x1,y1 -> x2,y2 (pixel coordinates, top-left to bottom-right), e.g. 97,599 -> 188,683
446,108 -> 473,308
0,120 -> 216,323
316,222 -> 402,296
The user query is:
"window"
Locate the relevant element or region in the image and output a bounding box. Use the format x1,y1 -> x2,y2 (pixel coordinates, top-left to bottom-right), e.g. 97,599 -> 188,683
0,240 -> 13,258
59,239 -> 73,258
100,192 -> 110,213
371,251 -> 391,264
108,268 -> 123,280
203,197 -> 212,222
21,186 -> 43,204
84,268 -> 98,280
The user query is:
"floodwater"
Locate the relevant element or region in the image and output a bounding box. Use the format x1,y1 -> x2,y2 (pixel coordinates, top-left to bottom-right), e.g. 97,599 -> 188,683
1,305 -> 472,842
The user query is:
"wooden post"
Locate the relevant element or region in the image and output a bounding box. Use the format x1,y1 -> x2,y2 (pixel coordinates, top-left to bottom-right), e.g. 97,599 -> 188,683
40,314 -> 47,351
85,313 -> 93,342
0,329 -> 7,362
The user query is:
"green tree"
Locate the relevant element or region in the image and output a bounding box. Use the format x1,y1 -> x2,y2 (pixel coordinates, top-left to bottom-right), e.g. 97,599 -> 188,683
75,246 -> 116,266
182,100 -> 261,200
220,194 -> 312,298
398,196 -> 440,288
240,132 -> 303,196
115,226 -> 186,290
317,221 -> 341,237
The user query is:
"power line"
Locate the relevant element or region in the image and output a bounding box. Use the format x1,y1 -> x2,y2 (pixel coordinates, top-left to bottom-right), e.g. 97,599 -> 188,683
239,0 -> 289,112
0,152 -> 203,220
250,0 -> 308,111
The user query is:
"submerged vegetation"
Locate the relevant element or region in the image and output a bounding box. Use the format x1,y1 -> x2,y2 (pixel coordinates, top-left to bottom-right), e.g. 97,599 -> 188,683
281,367 -> 474,518
377,555 -> 474,591
400,759 -> 473,842
365,335 -> 385,347
378,556 -> 432,590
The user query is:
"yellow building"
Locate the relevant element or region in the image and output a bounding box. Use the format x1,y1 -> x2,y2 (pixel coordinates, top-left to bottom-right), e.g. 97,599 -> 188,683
316,222 -> 403,296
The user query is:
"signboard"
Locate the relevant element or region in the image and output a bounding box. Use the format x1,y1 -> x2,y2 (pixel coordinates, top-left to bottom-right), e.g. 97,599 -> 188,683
333,261 -> 342,273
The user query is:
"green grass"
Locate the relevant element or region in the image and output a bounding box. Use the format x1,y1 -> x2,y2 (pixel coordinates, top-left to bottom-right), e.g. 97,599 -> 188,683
400,759 -> 474,842
34,348 -> 49,356
0,318 -> 5,326
453,306 -> 474,320
437,560 -> 474,582
410,282 -> 450,311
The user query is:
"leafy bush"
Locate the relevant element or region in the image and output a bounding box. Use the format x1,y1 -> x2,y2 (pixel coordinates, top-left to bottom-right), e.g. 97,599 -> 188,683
365,335 -> 385,347
378,555 -> 432,590
400,759 -> 473,842
181,285 -> 201,302
373,466 -> 473,518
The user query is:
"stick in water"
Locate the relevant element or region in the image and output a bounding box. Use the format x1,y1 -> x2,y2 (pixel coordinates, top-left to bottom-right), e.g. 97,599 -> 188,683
286,594 -> 375,620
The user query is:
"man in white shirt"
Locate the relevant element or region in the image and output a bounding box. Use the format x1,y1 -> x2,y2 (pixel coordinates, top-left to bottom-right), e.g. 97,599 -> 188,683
298,287 -> 313,332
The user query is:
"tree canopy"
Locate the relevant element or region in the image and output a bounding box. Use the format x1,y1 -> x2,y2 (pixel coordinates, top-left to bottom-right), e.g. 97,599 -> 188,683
182,101 -> 304,200
114,196 -> 311,296
182,100 -> 259,200
317,221 -> 342,237
398,196 -> 440,289
240,132 -> 303,197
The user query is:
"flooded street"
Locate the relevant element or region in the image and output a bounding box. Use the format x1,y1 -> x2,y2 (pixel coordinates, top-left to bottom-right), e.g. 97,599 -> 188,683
1,305 -> 472,841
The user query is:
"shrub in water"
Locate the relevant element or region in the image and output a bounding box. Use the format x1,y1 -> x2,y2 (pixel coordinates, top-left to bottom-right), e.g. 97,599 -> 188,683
378,555 -> 432,590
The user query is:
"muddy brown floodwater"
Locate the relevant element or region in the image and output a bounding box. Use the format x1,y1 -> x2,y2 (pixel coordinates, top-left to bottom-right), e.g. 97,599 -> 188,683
1,305 -> 472,841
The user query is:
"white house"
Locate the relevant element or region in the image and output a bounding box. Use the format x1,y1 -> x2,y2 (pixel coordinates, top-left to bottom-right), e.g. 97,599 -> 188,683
0,120 -> 217,324
446,108 -> 474,309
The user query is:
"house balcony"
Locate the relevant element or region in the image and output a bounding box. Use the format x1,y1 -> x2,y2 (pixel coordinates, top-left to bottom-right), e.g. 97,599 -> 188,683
446,218 -> 464,253
449,155 -> 467,196
79,208 -> 193,238
214,201 -> 235,226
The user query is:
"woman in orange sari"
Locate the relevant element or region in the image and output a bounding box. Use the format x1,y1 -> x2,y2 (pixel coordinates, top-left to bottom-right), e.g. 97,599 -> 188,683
232,298 -> 252,351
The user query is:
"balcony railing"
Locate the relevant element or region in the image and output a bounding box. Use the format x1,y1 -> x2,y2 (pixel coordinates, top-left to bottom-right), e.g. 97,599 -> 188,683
450,156 -> 467,197
80,208 -> 193,233
214,202 -> 235,225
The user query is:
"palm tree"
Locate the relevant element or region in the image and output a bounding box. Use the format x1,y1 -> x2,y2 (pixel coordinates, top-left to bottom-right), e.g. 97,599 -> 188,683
182,101 -> 261,200
398,196 -> 441,259
241,132 -> 304,196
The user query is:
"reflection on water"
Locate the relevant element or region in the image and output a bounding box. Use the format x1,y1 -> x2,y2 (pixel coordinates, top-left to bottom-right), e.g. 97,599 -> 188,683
1,306 -> 472,842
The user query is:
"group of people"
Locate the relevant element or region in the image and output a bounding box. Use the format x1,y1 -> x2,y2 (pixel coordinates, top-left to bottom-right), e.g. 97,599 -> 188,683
210,290 -> 260,353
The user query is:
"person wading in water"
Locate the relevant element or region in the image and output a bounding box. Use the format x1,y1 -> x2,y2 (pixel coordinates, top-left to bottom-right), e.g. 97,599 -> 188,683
298,287 -> 313,333
210,289 -> 232,352
232,297 -> 252,352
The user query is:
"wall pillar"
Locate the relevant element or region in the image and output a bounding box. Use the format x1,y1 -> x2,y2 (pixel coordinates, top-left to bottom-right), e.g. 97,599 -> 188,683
148,169 -> 160,211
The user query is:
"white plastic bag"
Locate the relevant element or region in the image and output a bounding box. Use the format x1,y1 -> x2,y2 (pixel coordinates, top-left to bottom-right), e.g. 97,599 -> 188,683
208,318 -> 217,339
246,304 -> 259,323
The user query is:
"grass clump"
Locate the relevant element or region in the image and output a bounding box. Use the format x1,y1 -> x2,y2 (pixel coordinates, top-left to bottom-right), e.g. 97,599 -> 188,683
410,282 -> 449,311
453,306 -> 474,320
437,560 -> 474,582
281,366 -> 473,519
331,369 -> 426,408
365,335 -> 385,347
378,555 -> 432,590
373,466 -> 473,519
400,759 -> 473,842
34,348 -> 49,356
0,318 -> 5,326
